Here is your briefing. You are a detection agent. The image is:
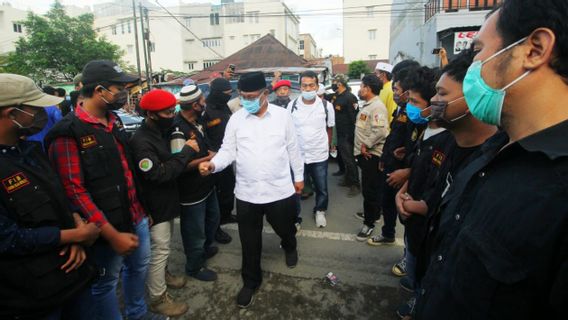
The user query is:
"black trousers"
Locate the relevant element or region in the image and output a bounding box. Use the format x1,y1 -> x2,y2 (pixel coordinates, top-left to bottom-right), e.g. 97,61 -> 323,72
337,134 -> 360,186
357,154 -> 384,228
380,172 -> 399,239
215,166 -> 236,220
236,195 -> 297,289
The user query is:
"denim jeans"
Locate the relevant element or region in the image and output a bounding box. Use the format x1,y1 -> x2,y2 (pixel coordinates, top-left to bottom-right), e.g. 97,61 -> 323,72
304,160 -> 329,213
180,191 -> 220,275
91,217 -> 151,320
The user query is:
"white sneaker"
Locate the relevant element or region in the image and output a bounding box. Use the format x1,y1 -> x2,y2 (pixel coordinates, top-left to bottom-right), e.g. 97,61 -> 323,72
315,211 -> 327,228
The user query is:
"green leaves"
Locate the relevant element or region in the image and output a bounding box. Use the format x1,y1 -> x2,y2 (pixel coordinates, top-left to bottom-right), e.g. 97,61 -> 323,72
5,0 -> 123,82
347,61 -> 372,80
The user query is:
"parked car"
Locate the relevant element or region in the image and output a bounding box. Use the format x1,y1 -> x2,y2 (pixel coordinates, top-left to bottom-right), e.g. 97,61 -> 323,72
115,109 -> 144,136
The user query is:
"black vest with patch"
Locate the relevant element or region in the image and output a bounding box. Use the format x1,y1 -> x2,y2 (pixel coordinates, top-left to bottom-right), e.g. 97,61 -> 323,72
0,141 -> 96,318
45,112 -> 136,232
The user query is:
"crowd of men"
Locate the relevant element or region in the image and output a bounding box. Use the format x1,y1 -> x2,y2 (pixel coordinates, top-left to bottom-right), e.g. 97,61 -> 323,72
0,0 -> 566,319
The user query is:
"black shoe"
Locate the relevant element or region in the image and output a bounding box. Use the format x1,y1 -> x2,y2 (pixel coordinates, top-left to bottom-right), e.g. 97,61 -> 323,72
204,246 -> 219,259
285,249 -> 298,268
332,171 -> 345,176
399,276 -> 415,293
215,228 -> 232,244
220,215 -> 238,225
189,267 -> 218,282
236,287 -> 256,309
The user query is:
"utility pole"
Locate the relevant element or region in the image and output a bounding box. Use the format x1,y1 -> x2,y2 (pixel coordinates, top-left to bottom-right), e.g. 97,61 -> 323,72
139,3 -> 151,89
144,7 -> 154,86
132,0 -> 142,86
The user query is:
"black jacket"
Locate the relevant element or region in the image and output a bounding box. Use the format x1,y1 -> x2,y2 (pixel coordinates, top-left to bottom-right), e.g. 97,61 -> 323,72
382,104 -> 410,173
129,120 -> 196,225
203,92 -> 232,152
0,141 -> 96,318
173,114 -> 216,203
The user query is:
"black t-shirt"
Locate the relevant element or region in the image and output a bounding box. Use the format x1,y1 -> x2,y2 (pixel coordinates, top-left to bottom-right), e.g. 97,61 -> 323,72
330,89 -> 358,138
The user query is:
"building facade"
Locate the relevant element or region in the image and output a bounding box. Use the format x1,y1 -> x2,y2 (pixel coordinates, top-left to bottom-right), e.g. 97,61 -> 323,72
389,0 -> 502,66
0,3 -> 28,55
94,0 -> 300,73
299,33 -> 320,60
342,0 -> 392,63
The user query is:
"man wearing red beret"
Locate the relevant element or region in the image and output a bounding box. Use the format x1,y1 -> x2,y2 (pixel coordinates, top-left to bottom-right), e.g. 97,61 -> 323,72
270,79 -> 292,108
130,89 -> 199,317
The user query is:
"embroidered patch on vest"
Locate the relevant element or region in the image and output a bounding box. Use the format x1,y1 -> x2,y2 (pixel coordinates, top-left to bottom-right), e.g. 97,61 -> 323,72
139,158 -> 153,172
432,150 -> 446,167
397,114 -> 408,123
80,135 -> 98,149
359,113 -> 368,121
207,118 -> 222,128
2,172 -> 30,194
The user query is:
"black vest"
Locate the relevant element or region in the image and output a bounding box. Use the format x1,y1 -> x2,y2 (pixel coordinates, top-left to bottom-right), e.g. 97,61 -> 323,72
46,112 -> 138,232
0,142 -> 96,318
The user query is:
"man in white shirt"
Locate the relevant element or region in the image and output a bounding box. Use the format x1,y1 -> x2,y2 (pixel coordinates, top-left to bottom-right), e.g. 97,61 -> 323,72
287,71 -> 335,228
198,72 -> 304,309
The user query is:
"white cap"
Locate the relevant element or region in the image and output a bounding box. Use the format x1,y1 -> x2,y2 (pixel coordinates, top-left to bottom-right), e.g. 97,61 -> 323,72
317,83 -> 325,95
375,62 -> 393,73
175,85 -> 202,103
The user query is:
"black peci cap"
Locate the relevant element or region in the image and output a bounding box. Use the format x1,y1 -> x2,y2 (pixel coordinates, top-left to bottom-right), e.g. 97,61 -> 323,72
238,71 -> 266,92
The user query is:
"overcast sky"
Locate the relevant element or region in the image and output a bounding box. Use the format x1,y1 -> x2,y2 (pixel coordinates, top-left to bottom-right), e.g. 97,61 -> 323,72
8,0 -> 343,55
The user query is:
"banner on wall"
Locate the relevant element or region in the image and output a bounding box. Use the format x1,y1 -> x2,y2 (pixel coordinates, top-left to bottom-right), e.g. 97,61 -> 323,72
454,31 -> 478,54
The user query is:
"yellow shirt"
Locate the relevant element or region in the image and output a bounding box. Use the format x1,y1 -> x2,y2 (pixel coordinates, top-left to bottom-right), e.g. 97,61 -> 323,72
379,81 -> 397,125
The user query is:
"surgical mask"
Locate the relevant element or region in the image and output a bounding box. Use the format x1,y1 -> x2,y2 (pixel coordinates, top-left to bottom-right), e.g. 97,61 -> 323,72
101,87 -> 129,110
301,90 -> 317,101
241,96 -> 262,114
406,103 -> 429,124
430,97 -> 467,123
463,37 -> 530,126
12,107 -> 48,136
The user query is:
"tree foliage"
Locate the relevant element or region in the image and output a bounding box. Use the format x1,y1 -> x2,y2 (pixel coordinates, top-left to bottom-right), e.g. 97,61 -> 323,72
5,1 -> 123,82
348,60 -> 372,80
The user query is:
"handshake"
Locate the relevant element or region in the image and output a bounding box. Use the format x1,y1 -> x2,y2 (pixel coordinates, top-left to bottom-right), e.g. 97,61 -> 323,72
198,161 -> 215,176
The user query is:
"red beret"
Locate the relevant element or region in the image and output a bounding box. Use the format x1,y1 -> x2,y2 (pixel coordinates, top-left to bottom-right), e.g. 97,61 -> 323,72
140,89 -> 176,112
273,80 -> 291,91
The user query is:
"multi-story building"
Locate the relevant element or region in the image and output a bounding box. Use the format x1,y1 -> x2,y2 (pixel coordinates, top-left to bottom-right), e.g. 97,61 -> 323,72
94,0 -> 300,73
389,0 -> 502,66
342,0 -> 392,63
299,33 -> 320,60
0,3 -> 28,55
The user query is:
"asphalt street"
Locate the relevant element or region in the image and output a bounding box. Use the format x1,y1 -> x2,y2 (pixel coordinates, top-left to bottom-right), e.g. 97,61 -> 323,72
165,161 -> 410,320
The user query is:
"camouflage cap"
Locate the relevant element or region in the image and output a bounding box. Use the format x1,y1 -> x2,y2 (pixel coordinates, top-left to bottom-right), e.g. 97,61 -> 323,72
333,74 -> 349,85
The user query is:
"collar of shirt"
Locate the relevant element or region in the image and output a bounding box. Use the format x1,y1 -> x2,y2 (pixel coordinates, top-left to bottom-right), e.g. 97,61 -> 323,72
517,119 -> 568,160
362,96 -> 381,108
76,104 -> 117,132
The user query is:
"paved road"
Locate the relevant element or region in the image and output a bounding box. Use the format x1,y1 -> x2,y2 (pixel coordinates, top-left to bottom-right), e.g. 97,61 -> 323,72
165,161 -> 410,319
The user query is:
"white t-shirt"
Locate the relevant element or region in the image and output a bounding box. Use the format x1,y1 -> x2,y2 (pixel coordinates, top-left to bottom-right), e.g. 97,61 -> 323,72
288,97 -> 335,164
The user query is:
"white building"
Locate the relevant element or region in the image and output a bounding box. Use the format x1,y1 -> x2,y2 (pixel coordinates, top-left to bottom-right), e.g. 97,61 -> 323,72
299,33 -> 320,60
94,0 -> 300,73
0,3 -> 28,55
389,0 -> 502,66
342,0 -> 392,63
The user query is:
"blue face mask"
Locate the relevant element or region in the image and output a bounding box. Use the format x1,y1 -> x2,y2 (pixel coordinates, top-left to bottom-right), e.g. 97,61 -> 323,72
301,90 -> 317,101
406,103 -> 429,124
463,37 -> 530,126
241,96 -> 262,114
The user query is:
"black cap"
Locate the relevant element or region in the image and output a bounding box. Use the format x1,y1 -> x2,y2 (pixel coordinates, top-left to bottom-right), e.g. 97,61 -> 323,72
81,60 -> 139,85
210,78 -> 232,92
238,71 -> 266,92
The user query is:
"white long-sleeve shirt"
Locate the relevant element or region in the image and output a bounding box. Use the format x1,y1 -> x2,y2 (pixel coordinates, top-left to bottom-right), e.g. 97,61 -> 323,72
211,104 -> 304,204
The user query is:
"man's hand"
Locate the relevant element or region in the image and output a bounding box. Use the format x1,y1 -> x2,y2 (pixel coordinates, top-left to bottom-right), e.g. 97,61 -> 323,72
72,213 -> 100,246
223,65 -> 234,80
393,147 -> 406,161
109,232 -> 139,256
60,244 -> 87,273
386,168 -> 410,188
198,161 -> 215,176
361,144 -> 372,160
294,181 -> 304,194
185,138 -> 200,153
395,191 -> 412,220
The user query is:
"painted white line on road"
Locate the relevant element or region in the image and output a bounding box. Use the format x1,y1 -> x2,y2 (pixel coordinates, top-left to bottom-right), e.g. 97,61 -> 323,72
221,223 -> 404,246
